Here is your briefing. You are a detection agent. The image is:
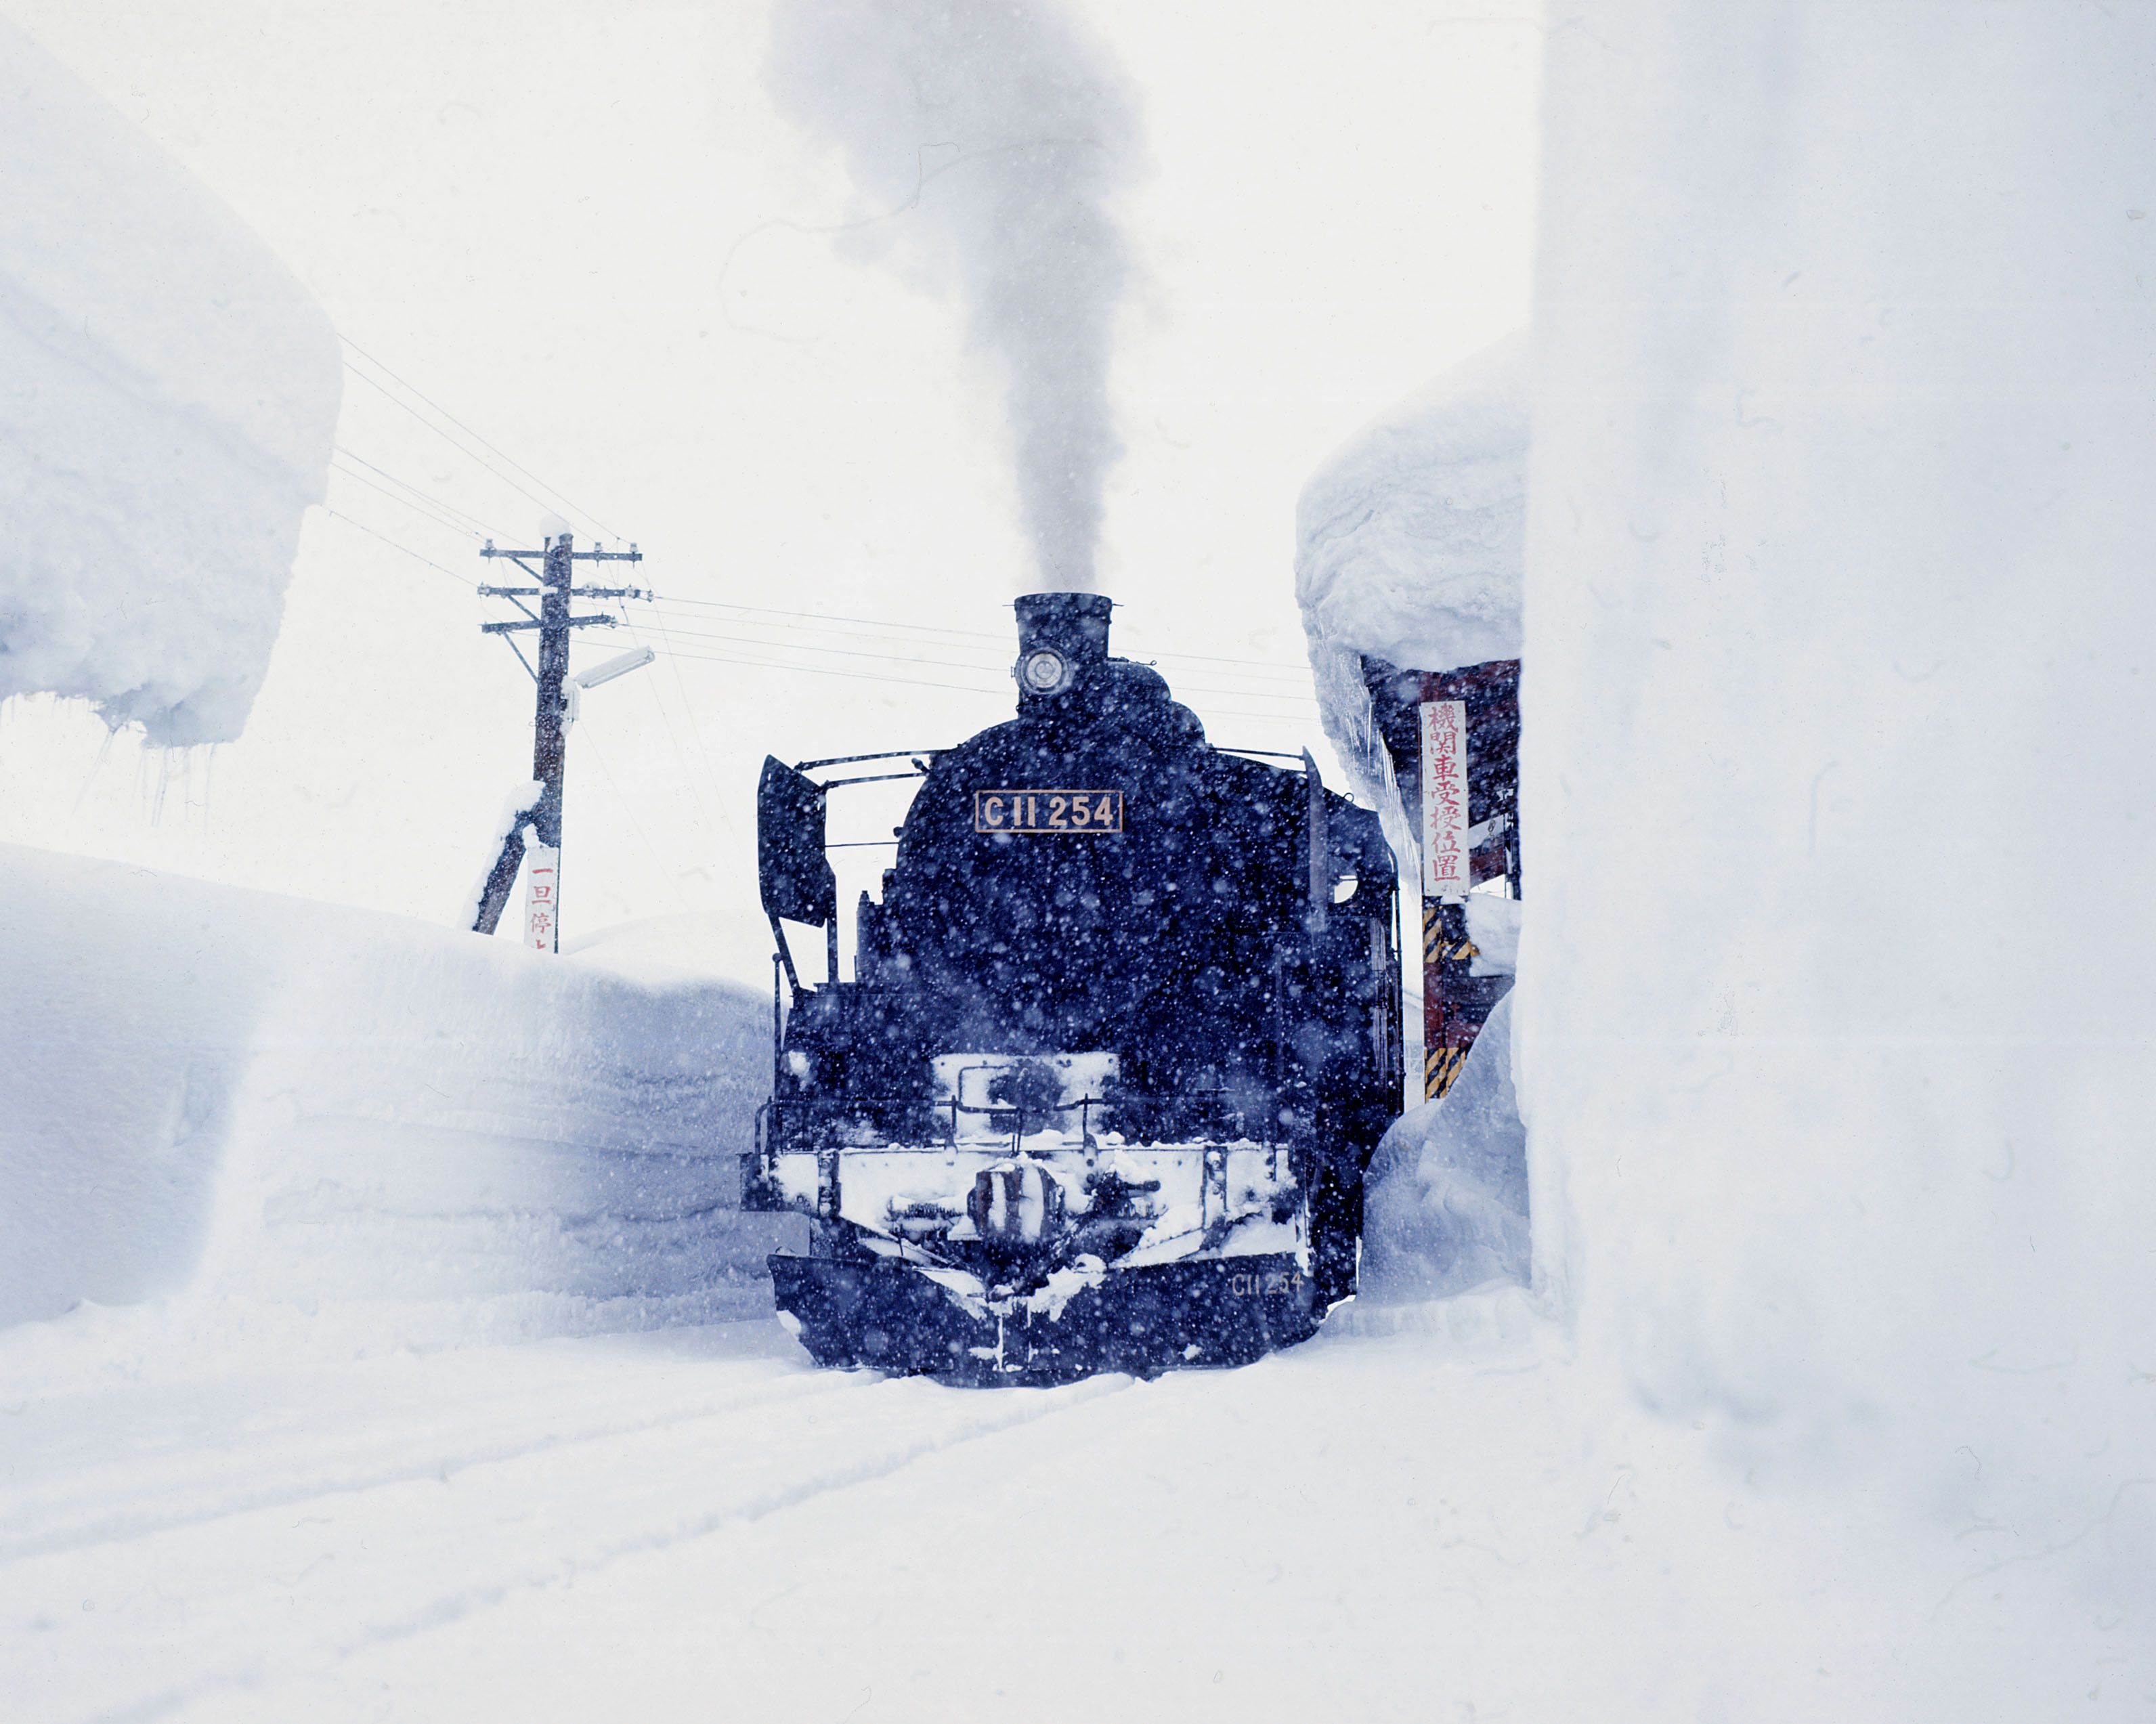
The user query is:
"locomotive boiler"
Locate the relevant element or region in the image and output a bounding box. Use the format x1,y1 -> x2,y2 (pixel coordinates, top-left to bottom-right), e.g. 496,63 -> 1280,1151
743,592 -> 1404,1378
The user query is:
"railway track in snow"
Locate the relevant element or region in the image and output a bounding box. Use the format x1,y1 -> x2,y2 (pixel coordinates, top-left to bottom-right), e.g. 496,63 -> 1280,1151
0,1323 -> 1135,1724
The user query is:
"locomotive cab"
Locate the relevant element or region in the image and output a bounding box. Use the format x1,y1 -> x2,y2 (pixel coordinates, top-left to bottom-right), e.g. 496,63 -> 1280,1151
744,593 -> 1404,1379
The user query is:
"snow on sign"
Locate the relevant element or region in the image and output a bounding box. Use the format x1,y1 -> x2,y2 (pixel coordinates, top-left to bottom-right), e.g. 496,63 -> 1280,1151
523,848 -> 560,952
1420,700 -> 1470,901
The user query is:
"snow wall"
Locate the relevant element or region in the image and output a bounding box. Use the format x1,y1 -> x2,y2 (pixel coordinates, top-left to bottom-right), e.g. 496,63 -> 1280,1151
1522,0 -> 2155,1603
0,844 -> 794,1348
0,22 -> 339,745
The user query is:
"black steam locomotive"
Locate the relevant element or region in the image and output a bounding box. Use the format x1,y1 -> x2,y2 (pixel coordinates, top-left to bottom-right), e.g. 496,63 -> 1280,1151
743,592 -> 1404,1378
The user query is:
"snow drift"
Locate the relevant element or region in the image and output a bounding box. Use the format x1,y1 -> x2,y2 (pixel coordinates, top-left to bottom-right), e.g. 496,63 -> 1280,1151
1360,991 -> 1528,1303
0,844 -> 790,1345
1297,328 -> 1528,677
0,21 -> 339,744
1522,0 -> 2156,1643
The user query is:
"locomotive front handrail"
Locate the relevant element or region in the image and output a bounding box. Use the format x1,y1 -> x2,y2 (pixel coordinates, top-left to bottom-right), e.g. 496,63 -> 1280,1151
794,748 -> 944,772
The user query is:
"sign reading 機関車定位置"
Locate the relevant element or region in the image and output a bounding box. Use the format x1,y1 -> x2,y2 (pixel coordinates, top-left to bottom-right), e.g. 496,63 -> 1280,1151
1419,701 -> 1469,901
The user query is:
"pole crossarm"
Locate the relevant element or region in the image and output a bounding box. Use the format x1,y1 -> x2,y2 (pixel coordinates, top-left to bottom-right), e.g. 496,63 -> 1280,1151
480,614 -> 620,634
481,542 -> 641,563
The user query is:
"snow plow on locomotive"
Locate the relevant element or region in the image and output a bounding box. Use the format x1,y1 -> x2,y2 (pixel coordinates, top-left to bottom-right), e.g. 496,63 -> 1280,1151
743,593 -> 1404,1379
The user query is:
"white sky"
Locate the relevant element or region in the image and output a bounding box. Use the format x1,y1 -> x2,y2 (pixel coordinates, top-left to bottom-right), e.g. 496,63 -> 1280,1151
1,0 -> 1539,981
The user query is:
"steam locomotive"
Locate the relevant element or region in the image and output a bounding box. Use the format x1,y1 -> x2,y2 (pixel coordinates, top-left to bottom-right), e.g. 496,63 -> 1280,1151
743,592 -> 1404,1378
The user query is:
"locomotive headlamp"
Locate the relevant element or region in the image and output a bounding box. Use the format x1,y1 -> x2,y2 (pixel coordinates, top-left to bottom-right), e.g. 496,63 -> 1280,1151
1019,647 -> 1074,695
1013,592 -> 1110,702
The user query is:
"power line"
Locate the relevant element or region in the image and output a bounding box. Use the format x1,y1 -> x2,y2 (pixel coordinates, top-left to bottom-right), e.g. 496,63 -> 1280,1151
324,509 -> 475,586
608,606 -> 739,844
340,337 -> 625,543
644,591 -> 1316,678
328,458 -> 488,542
341,365 -> 596,538
639,617 -> 1318,707
645,606 -> 743,842
653,591 -> 1008,642
645,643 -> 1322,727
651,643 -> 1006,697
639,602 -> 1009,662
640,601 -> 1316,695
574,706 -> 674,887
333,445 -> 511,540
1135,644 -> 1316,680
637,620 -> 1015,679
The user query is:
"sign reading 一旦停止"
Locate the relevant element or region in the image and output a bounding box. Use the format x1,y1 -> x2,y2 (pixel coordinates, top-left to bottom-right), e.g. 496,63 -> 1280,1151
523,846 -> 560,951
1419,701 -> 1470,901
975,790 -> 1123,834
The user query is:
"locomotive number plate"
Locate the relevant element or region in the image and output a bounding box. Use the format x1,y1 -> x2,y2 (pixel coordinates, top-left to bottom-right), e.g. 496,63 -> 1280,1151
974,790 -> 1123,834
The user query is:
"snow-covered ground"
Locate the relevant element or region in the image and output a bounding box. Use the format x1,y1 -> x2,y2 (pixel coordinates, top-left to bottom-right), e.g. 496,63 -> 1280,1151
9,1287 -> 2141,1723
0,810 -> 2134,1720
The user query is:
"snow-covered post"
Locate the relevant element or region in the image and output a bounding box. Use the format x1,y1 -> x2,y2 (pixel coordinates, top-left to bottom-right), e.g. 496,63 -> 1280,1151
471,538 -> 645,945
525,533 -> 573,953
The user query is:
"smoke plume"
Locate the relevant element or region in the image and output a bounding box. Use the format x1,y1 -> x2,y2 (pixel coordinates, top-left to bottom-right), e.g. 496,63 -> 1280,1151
768,0 -> 1144,591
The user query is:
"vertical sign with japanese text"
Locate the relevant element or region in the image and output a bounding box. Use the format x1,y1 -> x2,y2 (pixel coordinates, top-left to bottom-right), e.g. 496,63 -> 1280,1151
1419,700 -> 1470,901
523,847 -> 560,952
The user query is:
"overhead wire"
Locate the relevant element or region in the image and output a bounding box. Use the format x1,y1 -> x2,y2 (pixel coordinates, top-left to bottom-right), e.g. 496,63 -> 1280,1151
573,705 -> 675,888
325,343 -> 767,860
649,609 -> 743,841
651,643 -> 1008,697
632,620 -> 1016,679
634,616 -> 1320,708
333,446 -> 513,540
603,605 -> 740,842
324,509 -> 476,587
643,641 -> 1320,727
328,458 -> 492,543
639,598 -> 1317,687
340,336 -> 626,544
645,590 -> 1318,678
326,343 -> 1332,840
339,366 -> 604,542
653,592 -> 1009,642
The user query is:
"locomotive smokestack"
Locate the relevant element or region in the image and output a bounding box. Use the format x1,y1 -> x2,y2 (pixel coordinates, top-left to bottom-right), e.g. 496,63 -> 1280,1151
1013,591 -> 1113,700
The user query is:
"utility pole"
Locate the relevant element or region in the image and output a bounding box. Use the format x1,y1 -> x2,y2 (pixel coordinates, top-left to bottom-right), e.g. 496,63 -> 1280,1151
469,532 -> 647,948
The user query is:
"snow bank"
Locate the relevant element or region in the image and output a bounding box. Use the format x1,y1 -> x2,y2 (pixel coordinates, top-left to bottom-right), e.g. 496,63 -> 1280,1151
1297,330 -> 1527,675
0,844 -> 790,1350
1464,891 -> 1519,976
1522,0 -> 2156,1651
1295,329 -> 1527,827
1360,991 -> 1528,1302
0,22 -> 339,744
